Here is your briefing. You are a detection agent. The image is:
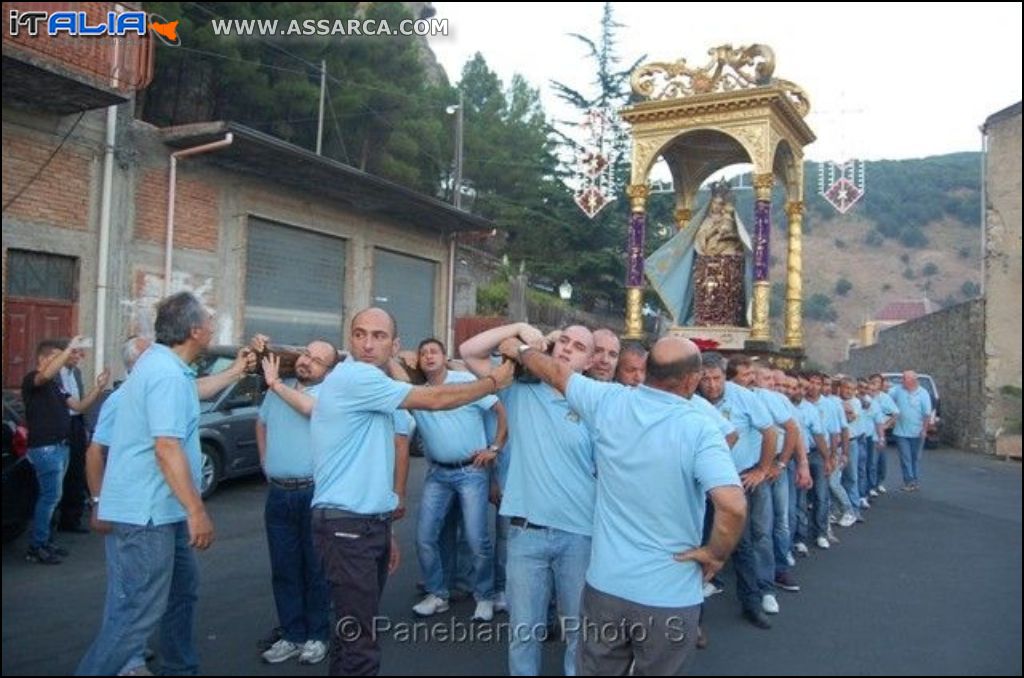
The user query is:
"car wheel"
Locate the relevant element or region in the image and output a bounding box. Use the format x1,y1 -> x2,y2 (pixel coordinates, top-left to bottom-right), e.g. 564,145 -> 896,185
200,443 -> 222,499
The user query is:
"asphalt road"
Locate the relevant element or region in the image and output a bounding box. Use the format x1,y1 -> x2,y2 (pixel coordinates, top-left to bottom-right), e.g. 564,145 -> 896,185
2,446 -> 1020,675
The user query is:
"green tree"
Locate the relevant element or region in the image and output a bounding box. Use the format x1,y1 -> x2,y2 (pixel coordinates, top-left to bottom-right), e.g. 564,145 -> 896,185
835,278 -> 853,296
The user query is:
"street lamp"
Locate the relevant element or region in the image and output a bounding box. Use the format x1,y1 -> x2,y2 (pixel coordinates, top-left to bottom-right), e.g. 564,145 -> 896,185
446,92 -> 464,209
559,280 -> 573,301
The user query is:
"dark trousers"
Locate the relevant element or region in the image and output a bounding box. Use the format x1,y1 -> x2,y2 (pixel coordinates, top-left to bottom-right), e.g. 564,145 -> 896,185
59,415 -> 89,528
313,514 -> 391,676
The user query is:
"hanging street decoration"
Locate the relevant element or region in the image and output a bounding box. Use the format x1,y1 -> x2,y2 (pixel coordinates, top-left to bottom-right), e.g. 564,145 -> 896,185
572,108 -> 620,219
818,159 -> 866,214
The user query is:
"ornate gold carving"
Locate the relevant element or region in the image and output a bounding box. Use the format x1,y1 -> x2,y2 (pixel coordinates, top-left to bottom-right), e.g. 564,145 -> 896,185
624,287 -> 645,339
753,173 -> 774,201
750,281 -> 771,342
674,208 -> 693,230
630,44 -> 809,117
783,200 -> 804,349
626,184 -> 651,212
632,44 -> 775,99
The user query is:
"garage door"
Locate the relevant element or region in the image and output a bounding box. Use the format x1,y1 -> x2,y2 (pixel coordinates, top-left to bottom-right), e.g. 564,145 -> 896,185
245,218 -> 345,346
373,249 -> 436,347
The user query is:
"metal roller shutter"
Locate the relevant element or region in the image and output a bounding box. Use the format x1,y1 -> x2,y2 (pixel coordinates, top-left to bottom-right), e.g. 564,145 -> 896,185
373,248 -> 436,347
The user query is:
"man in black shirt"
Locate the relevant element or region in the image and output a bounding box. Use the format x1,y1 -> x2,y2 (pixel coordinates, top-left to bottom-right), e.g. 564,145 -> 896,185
21,337 -> 108,564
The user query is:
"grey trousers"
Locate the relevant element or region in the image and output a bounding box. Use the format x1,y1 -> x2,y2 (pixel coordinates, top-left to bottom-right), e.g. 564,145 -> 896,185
576,584 -> 700,676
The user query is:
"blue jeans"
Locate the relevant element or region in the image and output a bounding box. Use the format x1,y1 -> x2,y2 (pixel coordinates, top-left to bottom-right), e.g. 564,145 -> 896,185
77,521 -> 198,676
416,465 -> 494,601
770,467 -> 791,575
265,484 -> 329,642
494,515 -> 510,594
27,443 -> 69,548
733,481 -> 771,613
858,437 -> 873,498
842,436 -> 863,512
806,450 -> 830,540
506,525 -> 590,676
744,480 -> 775,596
895,435 -> 925,484
102,536 -> 150,673
439,503 -> 475,593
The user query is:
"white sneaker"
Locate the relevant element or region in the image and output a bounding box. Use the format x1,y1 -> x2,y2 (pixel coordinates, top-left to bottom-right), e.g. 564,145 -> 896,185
877,484 -> 887,494
793,541 -> 809,556
262,639 -> 302,664
493,591 -> 508,613
859,497 -> 871,510
816,536 -> 830,549
828,514 -> 839,525
299,640 -> 327,665
413,593 -> 450,617
869,489 -> 880,498
838,513 -> 857,528
762,593 -> 780,615
785,552 -> 796,567
472,600 -> 494,622
702,581 -> 724,598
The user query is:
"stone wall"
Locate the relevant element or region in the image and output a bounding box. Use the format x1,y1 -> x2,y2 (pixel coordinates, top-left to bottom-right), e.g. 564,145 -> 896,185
840,299 -> 988,453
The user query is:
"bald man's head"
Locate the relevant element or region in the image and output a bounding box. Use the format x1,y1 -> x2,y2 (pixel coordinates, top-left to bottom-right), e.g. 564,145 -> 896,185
646,337 -> 702,396
349,307 -> 399,366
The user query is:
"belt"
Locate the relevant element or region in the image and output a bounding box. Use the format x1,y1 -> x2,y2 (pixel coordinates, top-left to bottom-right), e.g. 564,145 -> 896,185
269,477 -> 314,490
510,516 -> 548,530
312,507 -> 392,522
432,457 -> 477,470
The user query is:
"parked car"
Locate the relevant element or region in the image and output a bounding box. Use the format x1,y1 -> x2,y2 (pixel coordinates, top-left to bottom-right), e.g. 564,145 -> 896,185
195,347 -> 266,498
883,372 -> 941,449
2,391 -> 35,544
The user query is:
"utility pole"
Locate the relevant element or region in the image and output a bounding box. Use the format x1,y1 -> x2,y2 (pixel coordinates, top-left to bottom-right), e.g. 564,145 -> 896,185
449,91 -> 464,208
316,59 -> 326,155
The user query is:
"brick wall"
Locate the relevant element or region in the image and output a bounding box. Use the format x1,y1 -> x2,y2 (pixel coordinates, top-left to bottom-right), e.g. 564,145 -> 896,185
134,166 -> 219,252
1,123 -> 94,231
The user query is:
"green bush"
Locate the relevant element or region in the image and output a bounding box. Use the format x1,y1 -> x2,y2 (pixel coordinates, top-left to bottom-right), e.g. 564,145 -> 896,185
835,278 -> 853,296
922,262 -> 939,276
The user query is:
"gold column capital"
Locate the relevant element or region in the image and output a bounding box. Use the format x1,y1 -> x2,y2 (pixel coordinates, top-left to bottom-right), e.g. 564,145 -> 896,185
753,173 -> 774,201
626,184 -> 651,212
624,287 -> 645,339
674,208 -> 692,231
785,200 -> 805,218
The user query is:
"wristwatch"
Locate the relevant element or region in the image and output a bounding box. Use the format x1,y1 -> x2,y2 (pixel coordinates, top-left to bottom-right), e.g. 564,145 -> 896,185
89,496 -> 101,506
516,344 -> 532,357
775,460 -> 786,470
487,443 -> 501,453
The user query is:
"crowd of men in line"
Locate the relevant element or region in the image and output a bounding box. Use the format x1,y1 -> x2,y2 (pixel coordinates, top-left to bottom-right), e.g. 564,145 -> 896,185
19,290 -> 934,676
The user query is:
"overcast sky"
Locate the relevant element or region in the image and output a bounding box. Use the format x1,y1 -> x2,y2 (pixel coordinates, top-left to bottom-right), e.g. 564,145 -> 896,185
428,2 -> 1022,163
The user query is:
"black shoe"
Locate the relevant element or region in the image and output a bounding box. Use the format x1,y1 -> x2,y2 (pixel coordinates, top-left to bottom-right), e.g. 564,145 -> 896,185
26,545 -> 62,565
45,542 -> 70,557
58,524 -> 90,534
742,608 -> 772,629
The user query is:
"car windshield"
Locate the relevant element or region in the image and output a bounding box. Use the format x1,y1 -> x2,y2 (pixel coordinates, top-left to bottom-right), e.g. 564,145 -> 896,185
195,355 -> 241,410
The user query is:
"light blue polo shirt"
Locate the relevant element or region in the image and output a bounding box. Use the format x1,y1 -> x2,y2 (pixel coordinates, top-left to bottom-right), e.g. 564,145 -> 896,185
412,371 -> 498,464
844,397 -> 865,437
394,409 -> 413,438
808,395 -> 842,437
890,385 -> 932,438
91,388 -> 125,448
710,381 -> 772,472
498,380 -> 595,536
258,379 -> 321,479
754,387 -> 794,455
567,374 -> 740,607
311,359 -> 413,514
876,390 -> 899,420
796,399 -> 827,452
99,343 -> 200,526
690,394 -> 737,440
827,395 -> 850,432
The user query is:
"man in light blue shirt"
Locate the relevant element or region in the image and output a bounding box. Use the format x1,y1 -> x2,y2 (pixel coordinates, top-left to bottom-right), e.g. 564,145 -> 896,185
461,322 -> 597,676
310,308 -> 514,676
77,292 -> 216,676
890,370 -> 933,491
868,374 -> 900,494
699,352 -> 777,630
410,338 -> 508,623
498,335 -> 745,676
255,338 -> 338,666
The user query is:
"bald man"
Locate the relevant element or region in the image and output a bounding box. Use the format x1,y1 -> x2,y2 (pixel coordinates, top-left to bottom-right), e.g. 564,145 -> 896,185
499,336 -> 745,676
889,370 -> 932,491
311,308 -> 514,676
